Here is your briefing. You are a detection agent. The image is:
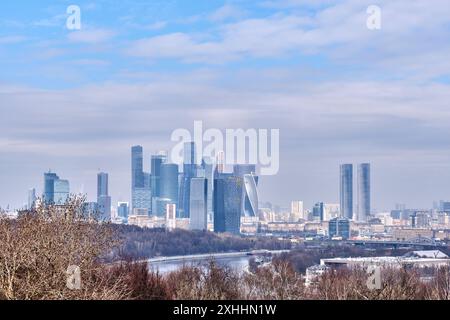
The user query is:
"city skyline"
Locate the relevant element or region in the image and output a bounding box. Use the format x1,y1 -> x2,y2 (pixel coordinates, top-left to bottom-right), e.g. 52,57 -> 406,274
5,150 -> 450,213
2,1 -> 450,210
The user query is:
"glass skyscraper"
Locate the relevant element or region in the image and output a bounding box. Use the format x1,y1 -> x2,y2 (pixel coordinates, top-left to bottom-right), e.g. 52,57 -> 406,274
313,202 -> 324,222
213,174 -> 243,235
97,172 -> 111,221
183,141 -> 196,165
28,188 -> 36,210
132,146 -> 144,189
97,172 -> 108,196
340,164 -> 353,220
357,163 -> 371,222
44,172 -> 59,204
131,146 -> 151,215
43,171 -> 69,205
132,188 -> 152,215
329,217 -> 350,239
117,202 -> 129,221
160,163 -> 179,204
180,142 -> 198,218
54,179 -> 69,205
233,164 -> 259,217
151,154 -> 167,199
201,157 -> 214,223
189,178 -> 208,231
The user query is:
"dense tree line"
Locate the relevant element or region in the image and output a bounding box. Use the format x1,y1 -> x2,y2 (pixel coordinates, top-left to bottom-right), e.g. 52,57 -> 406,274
109,259 -> 450,300
2,197 -> 450,300
113,225 -> 292,260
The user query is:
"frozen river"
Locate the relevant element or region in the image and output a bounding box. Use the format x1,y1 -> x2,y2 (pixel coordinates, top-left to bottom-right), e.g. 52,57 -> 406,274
146,250 -> 289,274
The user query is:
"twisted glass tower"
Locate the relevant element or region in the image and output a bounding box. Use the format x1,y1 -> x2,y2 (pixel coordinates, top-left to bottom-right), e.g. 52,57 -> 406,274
233,164 -> 259,217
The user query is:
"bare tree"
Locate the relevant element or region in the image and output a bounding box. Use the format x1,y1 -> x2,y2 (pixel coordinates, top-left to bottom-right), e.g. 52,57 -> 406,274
243,260 -> 305,300
0,196 -> 129,300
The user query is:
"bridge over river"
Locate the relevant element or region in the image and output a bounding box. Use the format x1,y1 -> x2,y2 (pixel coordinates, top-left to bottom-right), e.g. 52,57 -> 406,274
147,250 -> 291,264
145,250 -> 290,274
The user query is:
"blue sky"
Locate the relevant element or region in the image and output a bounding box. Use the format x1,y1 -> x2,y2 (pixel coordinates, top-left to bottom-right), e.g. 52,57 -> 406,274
1,0 -> 450,210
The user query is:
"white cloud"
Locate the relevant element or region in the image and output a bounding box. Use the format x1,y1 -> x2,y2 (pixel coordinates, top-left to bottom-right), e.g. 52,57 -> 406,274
126,0 -> 450,80
0,36 -> 27,44
209,4 -> 246,22
2,71 -> 450,209
67,29 -> 116,43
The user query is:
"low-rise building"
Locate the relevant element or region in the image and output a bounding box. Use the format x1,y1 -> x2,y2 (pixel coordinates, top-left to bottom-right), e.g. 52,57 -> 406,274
241,216 -> 259,234
128,215 -> 166,229
320,250 -> 450,269
390,228 -> 433,241
329,218 -> 350,239
259,221 -> 305,233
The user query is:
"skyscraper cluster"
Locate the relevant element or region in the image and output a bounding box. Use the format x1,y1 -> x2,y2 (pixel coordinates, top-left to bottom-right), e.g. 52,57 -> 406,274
130,143 -> 260,234
339,163 -> 371,222
40,170 -> 115,221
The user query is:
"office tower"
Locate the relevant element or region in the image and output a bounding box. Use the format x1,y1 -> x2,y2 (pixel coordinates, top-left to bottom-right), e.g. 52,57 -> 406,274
290,201 -> 304,221
28,188 -> 36,210
213,175 -> 243,235
160,163 -> 179,203
166,203 -> 177,230
233,164 -> 259,217
97,172 -> 108,197
357,163 -> 371,222
189,178 -> 208,231
54,179 -> 70,205
312,202 -> 324,222
151,154 -> 167,199
243,174 -> 259,217
151,154 -> 167,215
43,171 -> 71,205
97,172 -> 111,221
340,164 -> 353,219
132,146 -> 144,188
117,202 -> 129,221
44,172 -> 59,204
329,217 -> 350,239
201,158 -> 214,223
152,198 -> 171,217
131,146 -> 151,215
441,202 -> 450,213
180,142 -> 198,218
144,172 -> 151,189
184,141 -> 197,165
132,187 -> 151,215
